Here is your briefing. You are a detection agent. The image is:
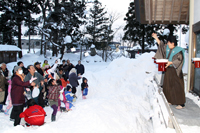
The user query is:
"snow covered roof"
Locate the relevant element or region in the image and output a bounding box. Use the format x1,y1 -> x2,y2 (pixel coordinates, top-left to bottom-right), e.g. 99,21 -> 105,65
14,35 -> 41,40
0,45 -> 21,51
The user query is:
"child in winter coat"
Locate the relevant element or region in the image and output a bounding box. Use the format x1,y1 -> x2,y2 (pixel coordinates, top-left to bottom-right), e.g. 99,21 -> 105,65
47,79 -> 61,121
20,99 -> 46,126
56,80 -> 68,112
4,80 -> 12,115
81,77 -> 88,99
64,86 -> 74,111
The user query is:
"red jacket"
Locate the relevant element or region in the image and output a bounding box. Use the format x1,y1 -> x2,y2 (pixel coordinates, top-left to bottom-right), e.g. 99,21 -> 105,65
20,105 -> 46,126
11,75 -> 30,105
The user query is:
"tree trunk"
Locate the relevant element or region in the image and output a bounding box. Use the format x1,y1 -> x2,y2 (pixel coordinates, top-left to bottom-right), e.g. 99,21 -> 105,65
142,24 -> 145,53
40,37 -> 43,55
80,45 -> 82,60
18,23 -> 22,58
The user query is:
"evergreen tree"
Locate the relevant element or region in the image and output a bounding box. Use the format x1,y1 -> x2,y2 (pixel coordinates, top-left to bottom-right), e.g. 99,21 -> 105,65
123,2 -> 161,53
86,0 -> 109,49
0,0 -> 40,58
43,0 -> 86,57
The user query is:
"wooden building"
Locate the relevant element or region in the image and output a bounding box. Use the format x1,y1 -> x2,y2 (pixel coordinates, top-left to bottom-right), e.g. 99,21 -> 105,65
0,45 -> 21,63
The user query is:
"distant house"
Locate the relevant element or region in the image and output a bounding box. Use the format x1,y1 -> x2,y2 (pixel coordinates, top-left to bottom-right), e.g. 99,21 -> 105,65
0,44 -> 21,63
14,35 -> 41,49
108,42 -> 121,51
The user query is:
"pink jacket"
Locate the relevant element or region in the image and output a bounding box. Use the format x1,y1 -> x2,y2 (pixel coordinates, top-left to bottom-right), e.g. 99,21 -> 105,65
7,80 -> 12,101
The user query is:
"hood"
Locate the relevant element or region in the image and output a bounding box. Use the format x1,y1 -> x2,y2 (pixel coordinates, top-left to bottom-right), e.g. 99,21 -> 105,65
82,77 -> 87,83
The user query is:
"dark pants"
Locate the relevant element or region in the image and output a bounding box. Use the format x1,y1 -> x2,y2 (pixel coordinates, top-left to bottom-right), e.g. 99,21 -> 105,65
51,105 -> 58,115
10,105 -> 24,126
72,87 -> 76,94
3,85 -> 8,104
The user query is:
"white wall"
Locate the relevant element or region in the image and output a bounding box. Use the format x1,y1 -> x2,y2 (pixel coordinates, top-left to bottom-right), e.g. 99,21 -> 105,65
194,0 -> 200,24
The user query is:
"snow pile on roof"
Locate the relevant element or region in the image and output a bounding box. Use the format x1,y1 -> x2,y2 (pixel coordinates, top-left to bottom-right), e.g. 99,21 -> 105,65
130,45 -> 141,50
0,44 -> 21,51
90,44 -> 95,48
64,36 -> 72,43
82,55 -> 103,63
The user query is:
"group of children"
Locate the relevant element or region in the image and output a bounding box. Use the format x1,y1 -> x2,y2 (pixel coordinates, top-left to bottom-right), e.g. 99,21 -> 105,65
18,77 -> 89,126
3,59 -> 89,127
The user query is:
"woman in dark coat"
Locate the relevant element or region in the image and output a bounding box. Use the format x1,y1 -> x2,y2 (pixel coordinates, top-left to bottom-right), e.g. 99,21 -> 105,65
10,66 -> 36,126
152,33 -> 185,109
68,68 -> 81,95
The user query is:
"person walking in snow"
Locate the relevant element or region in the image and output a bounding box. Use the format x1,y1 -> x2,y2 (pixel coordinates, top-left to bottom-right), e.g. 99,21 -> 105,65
20,99 -> 46,126
10,66 -> 36,126
47,79 -> 61,122
81,77 -> 88,99
68,68 -> 81,95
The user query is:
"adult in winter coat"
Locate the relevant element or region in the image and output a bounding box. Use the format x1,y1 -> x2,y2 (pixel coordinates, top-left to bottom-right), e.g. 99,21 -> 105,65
0,70 -> 8,112
10,66 -> 36,126
34,62 -> 44,76
75,60 -> 85,75
152,33 -> 185,109
0,63 -> 10,105
20,99 -> 46,126
68,68 -> 81,94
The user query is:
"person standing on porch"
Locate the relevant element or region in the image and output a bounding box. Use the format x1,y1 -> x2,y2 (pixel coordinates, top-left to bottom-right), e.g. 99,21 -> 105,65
152,33 -> 185,109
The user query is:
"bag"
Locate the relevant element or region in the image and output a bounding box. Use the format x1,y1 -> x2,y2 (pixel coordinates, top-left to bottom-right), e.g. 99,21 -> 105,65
83,88 -> 88,96
60,93 -> 64,101
32,87 -> 40,98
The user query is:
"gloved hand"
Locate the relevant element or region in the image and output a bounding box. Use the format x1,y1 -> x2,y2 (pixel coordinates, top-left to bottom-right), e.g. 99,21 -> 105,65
30,76 -> 37,83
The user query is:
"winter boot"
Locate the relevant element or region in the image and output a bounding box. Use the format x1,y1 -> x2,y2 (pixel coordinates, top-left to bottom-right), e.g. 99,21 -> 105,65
51,114 -> 56,122
57,106 -> 60,112
4,109 -> 9,115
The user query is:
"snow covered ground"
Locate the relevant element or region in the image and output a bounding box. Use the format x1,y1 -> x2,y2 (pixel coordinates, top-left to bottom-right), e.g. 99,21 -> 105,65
0,49 -> 199,133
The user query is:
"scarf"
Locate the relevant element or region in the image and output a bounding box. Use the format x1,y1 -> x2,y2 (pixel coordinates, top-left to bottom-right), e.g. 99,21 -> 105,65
16,73 -> 24,81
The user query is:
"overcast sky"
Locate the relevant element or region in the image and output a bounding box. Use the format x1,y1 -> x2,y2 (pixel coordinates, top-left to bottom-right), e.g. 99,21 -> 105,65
99,0 -> 132,42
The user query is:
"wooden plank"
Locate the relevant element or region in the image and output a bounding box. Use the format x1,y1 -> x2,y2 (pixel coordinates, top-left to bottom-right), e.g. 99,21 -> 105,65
178,0 -> 184,22
162,0 -> 166,22
170,0 -> 174,22
186,7 -> 189,23
149,0 -> 152,24
154,0 -> 158,22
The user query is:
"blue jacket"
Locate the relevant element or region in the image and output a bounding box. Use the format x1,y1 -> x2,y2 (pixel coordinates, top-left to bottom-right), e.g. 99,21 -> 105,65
65,91 -> 74,103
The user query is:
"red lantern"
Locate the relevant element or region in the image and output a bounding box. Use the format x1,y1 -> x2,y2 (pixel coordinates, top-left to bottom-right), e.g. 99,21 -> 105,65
192,58 -> 200,68
156,59 -> 168,71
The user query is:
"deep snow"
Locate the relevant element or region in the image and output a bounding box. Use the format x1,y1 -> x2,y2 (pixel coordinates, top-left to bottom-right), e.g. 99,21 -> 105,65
0,49 -> 199,133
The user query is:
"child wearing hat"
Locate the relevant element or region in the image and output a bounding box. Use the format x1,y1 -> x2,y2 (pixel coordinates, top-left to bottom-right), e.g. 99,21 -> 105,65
81,77 -> 88,99
64,86 -> 74,111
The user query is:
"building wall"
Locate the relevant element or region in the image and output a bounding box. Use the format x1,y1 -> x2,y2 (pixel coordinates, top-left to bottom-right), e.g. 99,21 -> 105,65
194,0 -> 200,24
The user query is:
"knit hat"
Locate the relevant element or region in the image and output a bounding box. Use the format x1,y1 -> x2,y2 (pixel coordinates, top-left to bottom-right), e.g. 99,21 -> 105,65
66,85 -> 72,91
14,66 -> 21,73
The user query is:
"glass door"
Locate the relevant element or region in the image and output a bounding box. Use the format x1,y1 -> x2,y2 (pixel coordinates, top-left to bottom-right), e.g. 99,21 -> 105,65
194,33 -> 200,95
